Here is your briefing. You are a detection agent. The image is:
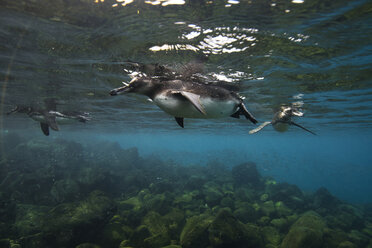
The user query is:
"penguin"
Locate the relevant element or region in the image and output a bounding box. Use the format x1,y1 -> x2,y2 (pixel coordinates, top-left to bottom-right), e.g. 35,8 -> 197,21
110,76 -> 257,128
249,106 -> 316,135
7,100 -> 90,136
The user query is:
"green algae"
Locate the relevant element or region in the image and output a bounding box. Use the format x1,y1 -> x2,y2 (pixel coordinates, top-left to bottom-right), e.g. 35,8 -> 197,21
180,214 -> 214,248
1,136 -> 372,248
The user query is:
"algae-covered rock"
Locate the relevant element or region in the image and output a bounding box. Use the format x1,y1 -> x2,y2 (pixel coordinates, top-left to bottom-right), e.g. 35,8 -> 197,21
220,197 -> 234,209
119,196 -> 142,211
180,213 -> 214,248
208,209 -> 263,248
275,201 -> 292,217
313,187 -> 341,210
143,193 -> 171,215
261,201 -> 276,217
50,179 -> 80,203
335,204 -> 364,231
184,175 -> 207,191
174,192 -> 193,206
280,211 -> 326,248
163,208 -> 185,240
18,232 -> 46,248
347,229 -> 369,247
337,241 -> 357,248
258,216 -> 271,226
262,226 -> 281,246
143,234 -> 171,248
14,204 -> 50,236
42,190 -> 116,246
271,218 -> 289,232
233,202 -> 259,223
0,239 -> 10,247
268,183 -> 305,210
75,243 -> 101,248
234,187 -> 256,202
100,222 -> 128,248
131,225 -> 151,245
142,211 -> 171,247
203,182 -> 223,207
322,229 -> 349,248
231,162 -> 261,187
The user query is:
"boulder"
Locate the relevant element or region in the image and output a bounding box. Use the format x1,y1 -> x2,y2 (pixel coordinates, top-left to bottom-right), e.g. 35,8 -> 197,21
313,187 -> 341,210
281,211 -> 326,248
180,214 -> 214,248
42,191 -> 116,247
208,209 -> 263,248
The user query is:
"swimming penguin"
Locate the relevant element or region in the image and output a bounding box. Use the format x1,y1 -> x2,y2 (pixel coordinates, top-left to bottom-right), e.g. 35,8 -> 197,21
249,106 -> 316,135
110,77 -> 257,128
7,104 -> 90,136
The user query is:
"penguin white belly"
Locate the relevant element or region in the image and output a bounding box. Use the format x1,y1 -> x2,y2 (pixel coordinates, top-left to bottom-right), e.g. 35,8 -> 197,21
30,115 -> 75,124
273,122 -> 289,132
154,94 -> 238,118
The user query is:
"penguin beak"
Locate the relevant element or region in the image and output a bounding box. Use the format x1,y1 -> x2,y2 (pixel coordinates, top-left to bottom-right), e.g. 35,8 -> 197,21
109,82 -> 131,96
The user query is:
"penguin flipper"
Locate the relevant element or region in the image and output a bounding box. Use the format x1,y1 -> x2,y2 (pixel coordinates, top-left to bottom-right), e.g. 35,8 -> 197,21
44,114 -> 59,131
239,103 -> 258,124
290,121 -> 316,135
175,117 -> 184,128
40,123 -> 50,136
249,121 -> 271,134
6,106 -> 20,115
230,112 -> 240,119
171,91 -> 206,115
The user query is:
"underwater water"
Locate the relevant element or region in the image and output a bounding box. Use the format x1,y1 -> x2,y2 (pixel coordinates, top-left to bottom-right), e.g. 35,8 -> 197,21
1,0 -> 372,247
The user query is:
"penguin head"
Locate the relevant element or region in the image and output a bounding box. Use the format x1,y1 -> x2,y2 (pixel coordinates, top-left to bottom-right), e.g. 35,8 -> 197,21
279,106 -> 302,116
110,77 -> 155,96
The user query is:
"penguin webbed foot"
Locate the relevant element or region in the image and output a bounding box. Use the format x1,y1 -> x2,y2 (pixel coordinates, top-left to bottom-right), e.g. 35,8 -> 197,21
233,103 -> 258,124
175,117 -> 184,128
290,121 -> 317,135
40,123 -> 50,136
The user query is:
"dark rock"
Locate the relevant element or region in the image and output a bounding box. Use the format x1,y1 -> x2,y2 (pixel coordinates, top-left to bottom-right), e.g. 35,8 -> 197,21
261,200 -> 276,217
14,204 -> 50,236
337,241 -> 357,248
231,162 -> 261,188
202,182 -> 223,207
42,190 -> 116,247
347,230 -> 369,247
100,222 -> 128,248
162,208 -> 185,240
220,197 -> 234,209
50,179 -> 81,203
233,202 -> 259,223
0,239 -> 10,247
143,193 -> 172,215
184,175 -> 206,191
262,226 -> 281,246
18,233 -> 46,248
131,225 -> 151,246
270,218 -> 289,232
75,243 -> 101,248
313,187 -> 341,210
208,209 -> 263,248
268,183 -> 305,210
322,229 -> 349,248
